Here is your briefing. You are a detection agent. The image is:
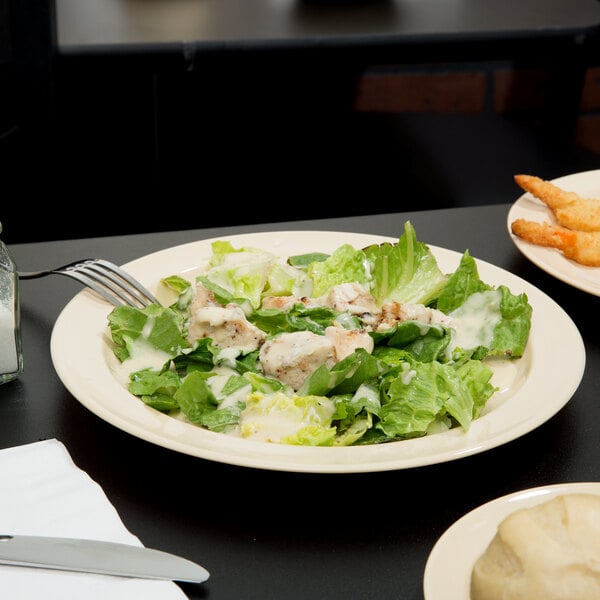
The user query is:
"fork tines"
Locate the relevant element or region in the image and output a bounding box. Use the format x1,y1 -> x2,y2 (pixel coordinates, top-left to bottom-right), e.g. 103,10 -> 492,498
65,259 -> 159,308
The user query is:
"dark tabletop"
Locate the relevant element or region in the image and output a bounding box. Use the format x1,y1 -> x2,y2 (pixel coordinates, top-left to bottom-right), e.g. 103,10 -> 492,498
2,205 -> 598,599
56,0 -> 600,54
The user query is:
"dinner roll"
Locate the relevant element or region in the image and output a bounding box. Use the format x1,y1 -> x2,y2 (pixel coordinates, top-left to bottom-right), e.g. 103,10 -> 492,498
470,493 -> 600,600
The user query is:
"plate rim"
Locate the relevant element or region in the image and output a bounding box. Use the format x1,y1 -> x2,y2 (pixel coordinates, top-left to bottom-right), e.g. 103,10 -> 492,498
423,481 -> 600,600
50,230 -> 585,473
507,168 -> 600,296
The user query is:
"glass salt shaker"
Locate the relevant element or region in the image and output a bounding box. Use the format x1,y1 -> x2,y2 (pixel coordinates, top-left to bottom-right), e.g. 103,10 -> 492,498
0,222 -> 23,383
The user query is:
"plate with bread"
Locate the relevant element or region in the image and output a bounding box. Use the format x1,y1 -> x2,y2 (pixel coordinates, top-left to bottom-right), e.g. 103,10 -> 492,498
507,169 -> 600,296
423,481 -> 600,600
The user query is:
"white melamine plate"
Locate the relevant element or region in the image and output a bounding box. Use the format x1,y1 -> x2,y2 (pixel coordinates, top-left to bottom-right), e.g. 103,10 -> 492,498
50,231 -> 585,473
507,169 -> 600,296
423,482 -> 600,600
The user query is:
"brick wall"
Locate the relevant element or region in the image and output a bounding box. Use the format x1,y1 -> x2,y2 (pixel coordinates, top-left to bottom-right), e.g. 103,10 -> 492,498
354,62 -> 600,155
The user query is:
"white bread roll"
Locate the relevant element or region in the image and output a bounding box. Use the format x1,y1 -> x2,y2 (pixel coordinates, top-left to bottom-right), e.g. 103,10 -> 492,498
470,493 -> 600,600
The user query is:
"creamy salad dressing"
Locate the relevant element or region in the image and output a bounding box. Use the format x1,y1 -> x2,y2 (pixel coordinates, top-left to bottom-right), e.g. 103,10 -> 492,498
447,289 -> 503,354
400,362 -> 417,385
204,368 -> 236,397
238,393 -> 336,443
113,337 -> 173,386
205,366 -> 252,410
216,347 -> 243,368
239,410 -> 302,442
141,316 -> 155,338
486,355 -> 530,406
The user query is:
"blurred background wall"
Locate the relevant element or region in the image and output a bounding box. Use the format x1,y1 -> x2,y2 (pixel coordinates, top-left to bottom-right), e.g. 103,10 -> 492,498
2,3 -> 599,243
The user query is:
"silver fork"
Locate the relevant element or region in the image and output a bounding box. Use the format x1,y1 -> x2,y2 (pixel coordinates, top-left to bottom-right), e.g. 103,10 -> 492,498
18,258 -> 159,308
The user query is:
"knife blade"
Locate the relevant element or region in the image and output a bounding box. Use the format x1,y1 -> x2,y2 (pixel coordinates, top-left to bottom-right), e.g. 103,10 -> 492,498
0,534 -> 209,583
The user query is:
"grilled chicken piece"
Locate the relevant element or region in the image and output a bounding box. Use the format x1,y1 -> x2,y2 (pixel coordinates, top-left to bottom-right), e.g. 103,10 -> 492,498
326,282 -> 379,316
189,282 -> 220,309
375,301 -> 455,332
188,304 -> 266,352
261,296 -> 318,310
324,325 -> 374,361
259,331 -> 336,390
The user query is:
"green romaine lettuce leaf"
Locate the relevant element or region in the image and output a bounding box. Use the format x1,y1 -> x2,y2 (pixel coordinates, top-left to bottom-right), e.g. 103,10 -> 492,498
239,391 -> 337,446
202,240 -> 308,309
107,304 -> 190,362
365,221 -> 448,307
307,244 -> 370,298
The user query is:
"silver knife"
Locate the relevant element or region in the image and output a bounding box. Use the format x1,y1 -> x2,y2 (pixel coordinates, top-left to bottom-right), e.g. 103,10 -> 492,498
0,534 -> 209,583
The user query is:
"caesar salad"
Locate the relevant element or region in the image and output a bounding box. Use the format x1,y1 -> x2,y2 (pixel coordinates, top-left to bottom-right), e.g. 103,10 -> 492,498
106,221 -> 532,447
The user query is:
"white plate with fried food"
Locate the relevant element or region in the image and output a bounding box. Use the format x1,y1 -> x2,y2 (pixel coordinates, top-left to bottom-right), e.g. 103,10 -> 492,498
423,481 -> 600,600
508,169 -> 600,296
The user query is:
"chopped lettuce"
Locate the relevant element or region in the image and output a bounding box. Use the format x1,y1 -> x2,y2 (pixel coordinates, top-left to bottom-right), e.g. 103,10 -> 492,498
365,221 -> 448,306
201,240 -> 309,309
108,304 -> 190,362
437,250 -> 532,358
307,243 -> 371,298
106,221 -> 532,447
239,391 -> 337,445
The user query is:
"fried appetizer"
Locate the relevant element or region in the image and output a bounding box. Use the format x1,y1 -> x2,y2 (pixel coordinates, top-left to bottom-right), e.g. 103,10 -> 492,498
515,174 -> 600,232
511,218 -> 600,266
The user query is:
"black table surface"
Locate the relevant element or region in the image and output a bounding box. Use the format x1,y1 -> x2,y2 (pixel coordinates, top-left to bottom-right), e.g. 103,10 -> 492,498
55,0 -> 600,62
2,205 -> 598,599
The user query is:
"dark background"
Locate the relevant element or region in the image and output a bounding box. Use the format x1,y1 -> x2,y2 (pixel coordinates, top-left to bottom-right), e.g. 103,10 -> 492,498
2,0 -> 600,245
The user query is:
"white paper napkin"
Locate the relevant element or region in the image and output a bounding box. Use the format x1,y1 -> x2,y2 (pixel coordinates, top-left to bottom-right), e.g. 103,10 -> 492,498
0,439 -> 189,600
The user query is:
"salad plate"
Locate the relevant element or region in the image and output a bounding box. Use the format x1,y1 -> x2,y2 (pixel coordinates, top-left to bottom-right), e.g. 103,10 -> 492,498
50,230 -> 585,473
507,168 -> 600,296
423,481 -> 600,600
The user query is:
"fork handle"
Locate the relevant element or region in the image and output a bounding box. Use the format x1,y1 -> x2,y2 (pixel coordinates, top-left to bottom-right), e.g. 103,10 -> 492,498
18,260 -> 96,280
17,270 -> 54,280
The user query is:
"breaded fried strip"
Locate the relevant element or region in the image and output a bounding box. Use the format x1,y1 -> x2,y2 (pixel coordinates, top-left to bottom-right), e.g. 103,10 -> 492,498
515,174 -> 581,209
511,218 -> 600,266
514,174 -> 600,232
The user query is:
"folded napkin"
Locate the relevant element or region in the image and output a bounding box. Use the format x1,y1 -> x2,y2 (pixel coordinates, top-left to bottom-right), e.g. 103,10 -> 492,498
0,439 -> 189,599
